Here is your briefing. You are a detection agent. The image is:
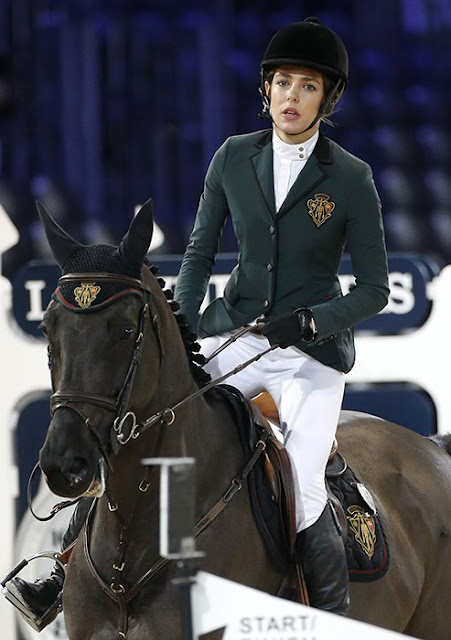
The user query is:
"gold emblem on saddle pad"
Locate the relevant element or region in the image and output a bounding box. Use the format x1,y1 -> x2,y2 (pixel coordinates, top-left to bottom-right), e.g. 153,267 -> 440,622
307,193 -> 336,227
347,505 -> 376,559
74,282 -> 101,308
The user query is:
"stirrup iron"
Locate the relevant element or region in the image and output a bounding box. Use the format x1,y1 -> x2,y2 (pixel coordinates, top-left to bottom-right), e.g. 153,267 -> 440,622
1,551 -> 65,632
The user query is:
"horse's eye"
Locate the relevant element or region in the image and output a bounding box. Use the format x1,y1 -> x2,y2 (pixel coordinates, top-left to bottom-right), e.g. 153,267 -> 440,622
120,327 -> 135,341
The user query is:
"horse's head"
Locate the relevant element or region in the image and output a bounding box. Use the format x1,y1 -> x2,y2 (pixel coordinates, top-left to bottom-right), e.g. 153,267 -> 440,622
37,199 -> 174,498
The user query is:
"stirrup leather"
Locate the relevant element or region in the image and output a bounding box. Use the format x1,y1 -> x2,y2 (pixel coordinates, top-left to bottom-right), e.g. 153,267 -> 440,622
1,551 -> 65,632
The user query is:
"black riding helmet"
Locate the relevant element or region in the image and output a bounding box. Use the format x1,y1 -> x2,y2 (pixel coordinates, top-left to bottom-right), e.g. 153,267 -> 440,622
259,17 -> 349,131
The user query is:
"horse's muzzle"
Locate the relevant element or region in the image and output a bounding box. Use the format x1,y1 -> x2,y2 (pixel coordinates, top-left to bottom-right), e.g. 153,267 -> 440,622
39,447 -> 102,499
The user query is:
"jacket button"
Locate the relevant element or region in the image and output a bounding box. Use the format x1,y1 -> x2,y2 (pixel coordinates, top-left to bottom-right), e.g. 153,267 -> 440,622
269,225 -> 275,234
263,300 -> 269,308
266,263 -> 273,271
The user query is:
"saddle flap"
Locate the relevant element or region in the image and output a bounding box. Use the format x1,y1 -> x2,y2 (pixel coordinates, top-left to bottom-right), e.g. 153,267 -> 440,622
245,394 -> 297,557
261,430 -> 297,553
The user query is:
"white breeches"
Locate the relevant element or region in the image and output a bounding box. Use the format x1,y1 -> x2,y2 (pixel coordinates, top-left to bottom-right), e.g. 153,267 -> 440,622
201,331 -> 345,532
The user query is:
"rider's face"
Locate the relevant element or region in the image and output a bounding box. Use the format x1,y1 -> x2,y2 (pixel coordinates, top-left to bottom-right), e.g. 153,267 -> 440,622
265,65 -> 325,144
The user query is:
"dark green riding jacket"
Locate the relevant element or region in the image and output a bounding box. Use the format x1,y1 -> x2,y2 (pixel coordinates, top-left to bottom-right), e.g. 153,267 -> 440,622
174,130 -> 389,373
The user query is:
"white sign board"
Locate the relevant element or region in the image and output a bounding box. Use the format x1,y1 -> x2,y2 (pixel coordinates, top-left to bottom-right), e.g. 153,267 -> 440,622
192,571 -> 414,640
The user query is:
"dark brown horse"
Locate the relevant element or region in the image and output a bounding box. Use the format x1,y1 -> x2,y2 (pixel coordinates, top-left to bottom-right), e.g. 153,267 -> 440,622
35,200 -> 451,639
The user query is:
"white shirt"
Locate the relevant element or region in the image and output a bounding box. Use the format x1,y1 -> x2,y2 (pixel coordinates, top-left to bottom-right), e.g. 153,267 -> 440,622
272,131 -> 319,212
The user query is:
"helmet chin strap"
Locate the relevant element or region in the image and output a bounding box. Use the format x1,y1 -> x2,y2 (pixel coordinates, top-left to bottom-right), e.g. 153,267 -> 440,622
298,78 -> 342,134
258,86 -> 271,119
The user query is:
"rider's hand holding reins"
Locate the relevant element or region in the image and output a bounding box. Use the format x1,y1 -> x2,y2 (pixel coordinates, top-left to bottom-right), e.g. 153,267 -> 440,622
258,309 -> 317,348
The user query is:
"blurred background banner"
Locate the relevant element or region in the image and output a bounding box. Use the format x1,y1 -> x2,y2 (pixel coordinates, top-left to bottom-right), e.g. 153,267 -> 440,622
0,0 -> 450,281
9,252 -> 439,338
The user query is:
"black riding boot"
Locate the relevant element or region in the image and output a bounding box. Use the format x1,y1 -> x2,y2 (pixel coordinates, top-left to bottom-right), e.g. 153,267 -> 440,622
297,501 -> 350,616
5,497 -> 93,630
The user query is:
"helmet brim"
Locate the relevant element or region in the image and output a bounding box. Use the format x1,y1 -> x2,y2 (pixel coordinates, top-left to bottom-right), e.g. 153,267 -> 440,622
261,58 -> 347,89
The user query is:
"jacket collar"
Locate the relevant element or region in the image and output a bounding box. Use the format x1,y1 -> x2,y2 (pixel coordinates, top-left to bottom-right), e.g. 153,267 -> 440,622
313,133 -> 333,164
251,131 -> 333,220
253,129 -> 332,161
251,131 -> 275,217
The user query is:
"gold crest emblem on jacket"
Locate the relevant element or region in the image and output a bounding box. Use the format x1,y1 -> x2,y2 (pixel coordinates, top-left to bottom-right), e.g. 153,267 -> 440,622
307,193 -> 336,227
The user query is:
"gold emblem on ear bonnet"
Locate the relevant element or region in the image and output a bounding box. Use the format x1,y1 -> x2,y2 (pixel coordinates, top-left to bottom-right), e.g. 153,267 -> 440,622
74,282 -> 101,309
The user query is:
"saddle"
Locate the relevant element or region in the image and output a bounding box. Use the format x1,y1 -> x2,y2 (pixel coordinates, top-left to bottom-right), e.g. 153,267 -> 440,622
217,386 -> 389,597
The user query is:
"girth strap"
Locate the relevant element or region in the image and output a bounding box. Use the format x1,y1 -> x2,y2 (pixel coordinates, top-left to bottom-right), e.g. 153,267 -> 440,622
194,429 -> 271,536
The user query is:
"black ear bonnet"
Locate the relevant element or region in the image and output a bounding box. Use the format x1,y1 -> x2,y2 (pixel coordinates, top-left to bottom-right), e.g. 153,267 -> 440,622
38,199 -> 154,312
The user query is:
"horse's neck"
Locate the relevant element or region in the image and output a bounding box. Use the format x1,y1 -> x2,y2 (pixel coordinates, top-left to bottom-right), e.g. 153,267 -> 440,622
106,346 -> 241,520
182,392 -> 245,505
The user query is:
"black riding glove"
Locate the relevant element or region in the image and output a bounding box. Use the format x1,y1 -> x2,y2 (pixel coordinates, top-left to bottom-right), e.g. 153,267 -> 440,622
260,308 -> 317,349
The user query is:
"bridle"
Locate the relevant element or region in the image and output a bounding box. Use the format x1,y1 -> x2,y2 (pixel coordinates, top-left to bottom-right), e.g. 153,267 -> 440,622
49,273 -> 158,457
27,272 -> 157,520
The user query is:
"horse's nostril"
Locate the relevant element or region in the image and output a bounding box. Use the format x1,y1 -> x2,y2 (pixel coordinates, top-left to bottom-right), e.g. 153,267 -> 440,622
66,458 -> 90,486
69,458 -> 86,473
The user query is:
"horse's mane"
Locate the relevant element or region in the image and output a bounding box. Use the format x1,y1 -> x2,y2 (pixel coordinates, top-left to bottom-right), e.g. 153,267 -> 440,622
146,261 -> 212,389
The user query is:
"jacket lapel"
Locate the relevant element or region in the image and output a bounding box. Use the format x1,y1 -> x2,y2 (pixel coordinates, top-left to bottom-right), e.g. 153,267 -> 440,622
277,135 -> 333,220
250,131 -> 276,219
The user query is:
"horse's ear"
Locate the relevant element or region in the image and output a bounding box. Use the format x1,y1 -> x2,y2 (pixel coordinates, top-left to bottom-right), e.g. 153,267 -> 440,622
36,200 -> 83,268
119,198 -> 154,268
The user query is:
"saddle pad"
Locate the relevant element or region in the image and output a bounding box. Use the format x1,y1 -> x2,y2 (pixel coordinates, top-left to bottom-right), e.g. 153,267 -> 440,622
327,457 -> 390,582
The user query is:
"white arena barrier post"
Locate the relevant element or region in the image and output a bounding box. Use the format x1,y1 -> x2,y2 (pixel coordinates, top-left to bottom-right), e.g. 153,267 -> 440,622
142,457 -> 204,640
